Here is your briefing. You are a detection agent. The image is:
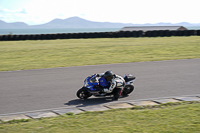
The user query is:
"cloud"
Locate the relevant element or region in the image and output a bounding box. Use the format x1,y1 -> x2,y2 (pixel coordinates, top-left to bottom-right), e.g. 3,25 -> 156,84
18,8 -> 27,14
0,0 -> 200,25
0,6 -> 27,14
0,7 -> 37,24
0,7 -> 27,20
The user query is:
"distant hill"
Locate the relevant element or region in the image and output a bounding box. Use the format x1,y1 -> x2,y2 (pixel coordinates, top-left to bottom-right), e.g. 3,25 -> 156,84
30,17 -> 134,29
0,20 -> 29,29
0,17 -> 200,29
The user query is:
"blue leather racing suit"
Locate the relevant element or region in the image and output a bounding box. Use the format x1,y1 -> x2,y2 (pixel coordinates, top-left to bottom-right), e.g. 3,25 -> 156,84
99,76 -> 110,89
91,73 -> 125,93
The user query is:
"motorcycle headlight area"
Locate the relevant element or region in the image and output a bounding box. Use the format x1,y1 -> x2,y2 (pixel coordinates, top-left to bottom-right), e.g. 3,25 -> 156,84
84,79 -> 89,87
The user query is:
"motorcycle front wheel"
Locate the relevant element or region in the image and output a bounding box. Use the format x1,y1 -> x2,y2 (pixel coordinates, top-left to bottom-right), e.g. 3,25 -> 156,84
76,87 -> 92,99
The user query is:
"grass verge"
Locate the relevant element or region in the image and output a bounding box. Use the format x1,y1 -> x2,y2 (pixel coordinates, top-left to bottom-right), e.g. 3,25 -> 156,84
0,101 -> 199,133
0,36 -> 200,71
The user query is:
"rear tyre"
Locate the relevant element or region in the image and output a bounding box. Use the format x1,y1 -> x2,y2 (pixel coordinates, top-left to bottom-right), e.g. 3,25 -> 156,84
123,85 -> 134,95
76,87 -> 92,99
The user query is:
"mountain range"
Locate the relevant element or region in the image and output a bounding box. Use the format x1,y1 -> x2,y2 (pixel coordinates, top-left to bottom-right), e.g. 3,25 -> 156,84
0,17 -> 200,29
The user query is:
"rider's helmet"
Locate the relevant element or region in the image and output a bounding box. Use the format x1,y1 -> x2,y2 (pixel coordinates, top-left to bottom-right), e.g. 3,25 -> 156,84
104,70 -> 114,82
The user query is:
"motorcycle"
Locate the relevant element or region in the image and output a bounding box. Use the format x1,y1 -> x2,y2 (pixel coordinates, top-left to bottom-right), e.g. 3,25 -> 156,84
76,74 -> 136,100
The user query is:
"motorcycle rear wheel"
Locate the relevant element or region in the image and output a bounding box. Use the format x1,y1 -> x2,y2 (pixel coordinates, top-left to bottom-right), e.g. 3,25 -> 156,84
76,87 -> 92,99
123,85 -> 134,95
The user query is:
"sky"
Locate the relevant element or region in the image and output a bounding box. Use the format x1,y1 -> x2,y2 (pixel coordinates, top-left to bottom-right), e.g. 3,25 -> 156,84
0,0 -> 199,25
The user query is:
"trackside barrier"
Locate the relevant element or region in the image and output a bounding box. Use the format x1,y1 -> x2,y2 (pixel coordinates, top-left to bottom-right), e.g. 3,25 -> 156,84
197,30 -> 200,35
0,30 -> 200,41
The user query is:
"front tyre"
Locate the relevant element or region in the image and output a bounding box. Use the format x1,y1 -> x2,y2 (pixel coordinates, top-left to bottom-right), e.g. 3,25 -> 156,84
76,87 -> 92,99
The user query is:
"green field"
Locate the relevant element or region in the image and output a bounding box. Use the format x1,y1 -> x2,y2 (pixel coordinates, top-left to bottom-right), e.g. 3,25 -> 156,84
1,37 -> 200,132
0,101 -> 199,133
0,36 -> 200,71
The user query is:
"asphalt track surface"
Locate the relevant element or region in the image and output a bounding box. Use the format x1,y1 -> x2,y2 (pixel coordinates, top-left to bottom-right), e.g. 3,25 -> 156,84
0,59 -> 200,115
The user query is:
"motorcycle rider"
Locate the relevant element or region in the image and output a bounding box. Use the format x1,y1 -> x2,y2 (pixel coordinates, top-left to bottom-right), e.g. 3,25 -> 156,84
91,70 -> 125,95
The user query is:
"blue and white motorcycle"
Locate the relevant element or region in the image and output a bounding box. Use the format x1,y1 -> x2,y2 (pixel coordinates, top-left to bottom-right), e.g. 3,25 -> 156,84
76,74 -> 136,100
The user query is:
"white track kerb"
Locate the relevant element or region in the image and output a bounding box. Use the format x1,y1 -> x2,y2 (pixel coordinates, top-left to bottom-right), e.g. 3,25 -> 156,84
0,94 -> 200,122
